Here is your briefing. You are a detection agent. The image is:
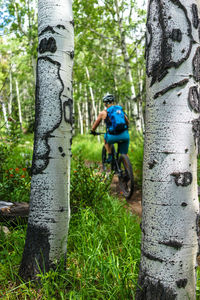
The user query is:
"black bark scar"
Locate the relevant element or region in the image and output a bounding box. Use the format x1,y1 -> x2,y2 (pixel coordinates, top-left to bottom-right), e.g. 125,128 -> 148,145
146,0 -> 193,86
39,25 -> 66,37
188,86 -> 200,112
57,24 -> 66,29
142,249 -> 163,263
193,47 -> 200,82
192,4 -> 199,29
63,99 -> 73,125
39,25 -> 56,36
39,37 -> 57,54
159,239 -> 183,249
192,117 -> 200,154
136,269 -> 177,300
19,224 -> 50,280
70,20 -> 74,27
148,159 -> 158,169
171,29 -> 182,42
32,57 -> 64,175
176,278 -> 188,288
171,172 -> 192,186
154,79 -> 188,99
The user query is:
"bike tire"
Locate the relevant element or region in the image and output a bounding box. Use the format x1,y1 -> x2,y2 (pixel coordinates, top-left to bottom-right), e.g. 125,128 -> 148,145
102,145 -> 115,172
118,154 -> 134,199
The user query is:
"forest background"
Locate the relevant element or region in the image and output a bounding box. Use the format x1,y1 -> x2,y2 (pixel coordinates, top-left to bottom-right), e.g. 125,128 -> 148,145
1,0 -> 200,299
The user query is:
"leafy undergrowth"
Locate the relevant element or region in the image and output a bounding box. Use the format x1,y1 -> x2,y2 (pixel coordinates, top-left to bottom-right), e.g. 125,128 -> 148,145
0,198 -> 141,299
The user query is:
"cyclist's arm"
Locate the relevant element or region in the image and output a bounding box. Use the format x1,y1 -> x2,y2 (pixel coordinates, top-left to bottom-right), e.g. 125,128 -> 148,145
125,114 -> 129,126
92,111 -> 106,131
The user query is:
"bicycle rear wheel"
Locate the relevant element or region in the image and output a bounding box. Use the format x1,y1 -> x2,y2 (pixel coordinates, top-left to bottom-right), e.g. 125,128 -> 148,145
102,145 -> 115,172
118,154 -> 134,199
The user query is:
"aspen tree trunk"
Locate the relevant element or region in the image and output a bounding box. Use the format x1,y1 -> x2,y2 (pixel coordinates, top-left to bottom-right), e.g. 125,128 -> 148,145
72,97 -> 75,136
137,63 -> 145,132
77,102 -> 83,135
85,100 -> 89,133
15,80 -> 23,131
128,101 -> 131,120
19,0 -> 74,280
0,98 -> 9,130
136,1 -> 200,299
85,66 -> 97,120
8,67 -> 12,115
85,69 -> 100,141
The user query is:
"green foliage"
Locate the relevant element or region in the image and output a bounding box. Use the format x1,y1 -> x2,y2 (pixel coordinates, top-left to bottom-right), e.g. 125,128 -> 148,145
71,156 -> 113,211
0,225 -> 26,288
0,129 -> 32,203
197,267 -> 200,298
0,167 -> 31,203
0,162 -> 141,299
129,130 -> 144,185
72,134 -> 104,162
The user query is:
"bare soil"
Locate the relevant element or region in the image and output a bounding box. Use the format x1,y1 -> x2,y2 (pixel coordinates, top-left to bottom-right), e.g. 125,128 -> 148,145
110,175 -> 142,217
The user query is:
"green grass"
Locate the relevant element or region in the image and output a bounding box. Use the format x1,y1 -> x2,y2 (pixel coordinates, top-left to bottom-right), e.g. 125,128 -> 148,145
72,133 -> 104,162
0,196 -> 141,299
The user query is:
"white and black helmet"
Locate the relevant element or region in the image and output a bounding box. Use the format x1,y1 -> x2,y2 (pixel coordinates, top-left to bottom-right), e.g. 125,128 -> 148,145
103,94 -> 115,104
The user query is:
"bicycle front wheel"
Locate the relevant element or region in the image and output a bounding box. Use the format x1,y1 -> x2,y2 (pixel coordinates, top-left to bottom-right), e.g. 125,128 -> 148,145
118,154 -> 134,199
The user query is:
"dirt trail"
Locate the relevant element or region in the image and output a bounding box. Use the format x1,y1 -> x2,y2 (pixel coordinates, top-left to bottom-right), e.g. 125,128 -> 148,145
110,175 -> 142,217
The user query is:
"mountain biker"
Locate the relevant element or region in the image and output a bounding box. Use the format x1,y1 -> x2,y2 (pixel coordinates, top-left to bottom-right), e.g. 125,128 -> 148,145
90,94 -> 130,163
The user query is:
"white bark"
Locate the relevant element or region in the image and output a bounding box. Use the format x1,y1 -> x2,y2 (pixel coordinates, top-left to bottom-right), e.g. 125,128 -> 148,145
137,1 -> 200,299
0,98 -> 9,130
8,68 -> 12,115
85,100 -> 89,133
85,66 -> 97,120
15,80 -> 23,131
77,102 -> 83,135
19,0 -> 74,279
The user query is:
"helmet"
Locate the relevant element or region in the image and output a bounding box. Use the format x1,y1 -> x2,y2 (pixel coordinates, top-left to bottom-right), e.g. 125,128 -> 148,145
103,94 -> 114,104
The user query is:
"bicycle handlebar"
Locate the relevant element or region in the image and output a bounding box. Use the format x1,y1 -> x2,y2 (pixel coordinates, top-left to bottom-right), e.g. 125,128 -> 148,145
90,131 -> 105,136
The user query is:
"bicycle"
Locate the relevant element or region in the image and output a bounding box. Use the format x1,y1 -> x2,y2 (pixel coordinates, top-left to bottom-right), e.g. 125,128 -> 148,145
91,132 -> 134,199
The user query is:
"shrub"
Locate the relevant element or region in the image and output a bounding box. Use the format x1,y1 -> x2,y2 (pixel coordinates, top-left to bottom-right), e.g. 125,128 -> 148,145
0,126 -> 32,203
70,156 -> 113,211
0,167 -> 31,203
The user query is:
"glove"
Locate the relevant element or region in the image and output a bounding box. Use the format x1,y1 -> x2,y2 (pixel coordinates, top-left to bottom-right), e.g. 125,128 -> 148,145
90,130 -> 96,135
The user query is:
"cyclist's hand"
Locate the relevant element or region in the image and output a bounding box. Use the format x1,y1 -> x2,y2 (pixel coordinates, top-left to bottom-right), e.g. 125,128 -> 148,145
90,130 -> 96,135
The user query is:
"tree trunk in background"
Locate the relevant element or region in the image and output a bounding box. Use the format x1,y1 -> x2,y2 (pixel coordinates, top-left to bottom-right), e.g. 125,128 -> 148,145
19,0 -> 74,281
137,62 -> 145,132
8,67 -> 12,115
72,97 -> 75,136
136,1 -> 200,299
114,0 -> 141,131
85,100 -> 89,133
85,66 -> 97,121
15,80 -> 23,131
0,98 -> 9,130
77,102 -> 83,135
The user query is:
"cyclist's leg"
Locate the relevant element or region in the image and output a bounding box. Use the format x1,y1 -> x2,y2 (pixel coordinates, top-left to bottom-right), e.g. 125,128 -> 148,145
116,130 -> 130,154
104,133 -> 113,163
104,140 -> 112,154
